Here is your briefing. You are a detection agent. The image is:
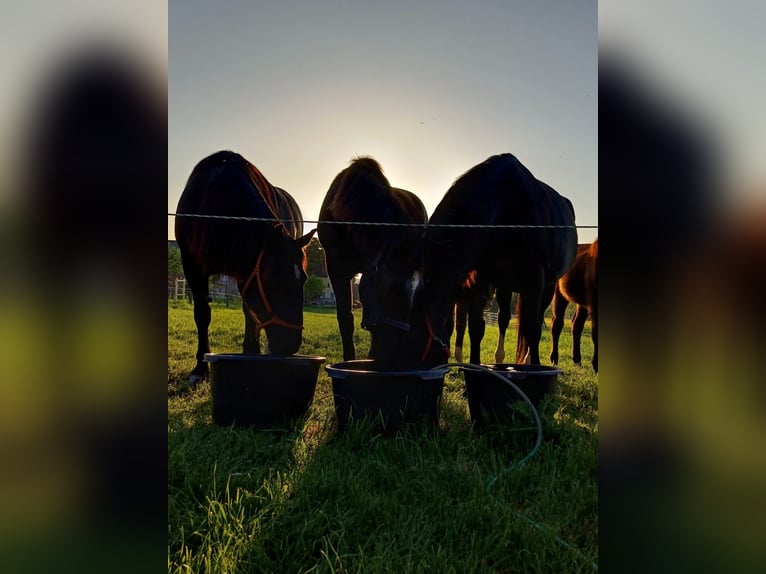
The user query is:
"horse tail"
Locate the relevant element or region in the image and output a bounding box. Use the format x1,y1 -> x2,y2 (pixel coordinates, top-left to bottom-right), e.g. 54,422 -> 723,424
514,293 -> 529,363
589,237 -> 598,259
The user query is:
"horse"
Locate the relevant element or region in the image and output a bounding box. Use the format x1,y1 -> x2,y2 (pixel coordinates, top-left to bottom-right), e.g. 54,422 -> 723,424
450,275 -> 495,364
318,157 -> 428,362
384,153 -> 578,368
451,285 -> 526,366
550,238 -> 598,372
175,151 -> 316,384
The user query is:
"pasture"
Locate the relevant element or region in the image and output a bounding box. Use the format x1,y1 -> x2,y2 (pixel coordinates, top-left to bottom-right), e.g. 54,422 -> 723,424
168,302 -> 598,573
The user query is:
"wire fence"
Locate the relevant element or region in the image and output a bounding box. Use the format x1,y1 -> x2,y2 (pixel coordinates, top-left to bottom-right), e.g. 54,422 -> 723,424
168,277 -> 337,307
168,212 -> 597,312
168,212 -> 597,230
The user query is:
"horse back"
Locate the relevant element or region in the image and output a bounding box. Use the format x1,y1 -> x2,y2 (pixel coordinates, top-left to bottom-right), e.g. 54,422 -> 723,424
319,158 -> 426,264
558,240 -> 597,307
427,153 -> 577,282
174,151 -> 292,278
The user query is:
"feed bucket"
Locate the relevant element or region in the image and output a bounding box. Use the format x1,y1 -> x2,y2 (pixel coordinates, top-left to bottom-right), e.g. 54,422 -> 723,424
204,353 -> 325,429
463,363 -> 562,424
325,360 -> 449,434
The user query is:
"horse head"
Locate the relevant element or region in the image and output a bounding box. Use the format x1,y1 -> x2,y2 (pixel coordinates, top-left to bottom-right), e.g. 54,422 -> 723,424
242,226 -> 316,355
366,279 -> 453,369
383,236 -> 471,368
359,237 -> 426,366
361,234 -> 463,368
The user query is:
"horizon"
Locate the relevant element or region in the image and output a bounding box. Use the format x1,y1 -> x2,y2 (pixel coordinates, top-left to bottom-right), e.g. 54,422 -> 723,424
168,1 -> 598,244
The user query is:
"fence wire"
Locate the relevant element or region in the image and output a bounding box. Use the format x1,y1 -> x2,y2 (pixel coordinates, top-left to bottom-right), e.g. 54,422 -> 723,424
168,212 -> 596,230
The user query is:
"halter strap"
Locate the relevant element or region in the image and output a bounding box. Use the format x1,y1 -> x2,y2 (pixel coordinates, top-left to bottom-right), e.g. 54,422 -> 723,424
421,314 -> 450,362
241,250 -> 304,332
359,267 -> 412,333
375,317 -> 411,332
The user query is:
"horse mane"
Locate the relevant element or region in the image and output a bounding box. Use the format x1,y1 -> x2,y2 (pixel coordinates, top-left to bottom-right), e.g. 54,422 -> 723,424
349,155 -> 385,175
589,237 -> 598,258
462,269 -> 478,289
190,149 -> 245,173
324,156 -> 392,218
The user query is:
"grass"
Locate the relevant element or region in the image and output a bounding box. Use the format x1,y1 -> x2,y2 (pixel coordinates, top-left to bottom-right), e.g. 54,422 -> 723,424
168,302 -> 598,573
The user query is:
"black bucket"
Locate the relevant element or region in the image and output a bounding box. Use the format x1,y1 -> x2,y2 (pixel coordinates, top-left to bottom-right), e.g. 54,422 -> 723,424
204,353 -> 326,429
325,360 -> 449,434
463,363 -> 562,424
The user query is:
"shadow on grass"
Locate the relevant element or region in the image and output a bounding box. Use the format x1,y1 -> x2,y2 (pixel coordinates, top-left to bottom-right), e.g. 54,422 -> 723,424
233,408 -> 595,573
168,368 -> 598,573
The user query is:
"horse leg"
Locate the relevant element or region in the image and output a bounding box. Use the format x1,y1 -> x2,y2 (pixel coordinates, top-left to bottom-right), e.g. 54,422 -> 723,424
571,304 -> 588,366
453,302 -> 467,362
494,287 -> 512,363
185,268 -> 211,385
328,264 -> 356,361
550,285 -> 569,365
467,299 -> 486,364
516,276 -> 546,365
529,282 -> 554,365
590,304 -> 598,373
238,279 -> 261,355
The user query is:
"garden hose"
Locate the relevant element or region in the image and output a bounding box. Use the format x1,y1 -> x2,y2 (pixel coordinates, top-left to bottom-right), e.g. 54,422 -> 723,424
432,362 -> 544,490
432,362 -> 597,571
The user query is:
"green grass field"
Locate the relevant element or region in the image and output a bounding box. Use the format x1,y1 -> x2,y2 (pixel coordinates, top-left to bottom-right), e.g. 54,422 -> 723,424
168,302 -> 598,573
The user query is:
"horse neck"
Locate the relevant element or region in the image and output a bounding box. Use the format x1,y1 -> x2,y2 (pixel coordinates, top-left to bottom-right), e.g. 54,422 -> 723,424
271,189 -> 302,239
421,245 -> 477,333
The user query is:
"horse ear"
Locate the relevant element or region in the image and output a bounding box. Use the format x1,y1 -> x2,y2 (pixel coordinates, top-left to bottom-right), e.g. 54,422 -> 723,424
298,228 -> 317,248
263,222 -> 284,245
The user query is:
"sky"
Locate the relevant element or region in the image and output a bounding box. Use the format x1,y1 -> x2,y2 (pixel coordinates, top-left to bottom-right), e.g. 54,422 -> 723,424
599,1 -> 766,207
168,0 -> 598,243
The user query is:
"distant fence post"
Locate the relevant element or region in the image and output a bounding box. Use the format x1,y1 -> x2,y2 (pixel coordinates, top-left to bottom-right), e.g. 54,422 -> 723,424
175,277 -> 186,300
483,311 -> 498,326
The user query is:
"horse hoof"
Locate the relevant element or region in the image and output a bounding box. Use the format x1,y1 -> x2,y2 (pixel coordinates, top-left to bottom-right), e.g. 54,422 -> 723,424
188,372 -> 207,386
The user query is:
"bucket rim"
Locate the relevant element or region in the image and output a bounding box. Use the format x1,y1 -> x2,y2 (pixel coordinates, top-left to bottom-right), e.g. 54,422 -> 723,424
326,360 -> 449,380
463,363 -> 563,377
204,353 -> 326,364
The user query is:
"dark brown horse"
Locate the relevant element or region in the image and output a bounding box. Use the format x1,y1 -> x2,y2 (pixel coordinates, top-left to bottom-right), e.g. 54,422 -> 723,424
384,153 -> 577,368
318,157 -> 428,362
450,275 -> 495,364
175,151 -> 315,384
550,238 -> 598,372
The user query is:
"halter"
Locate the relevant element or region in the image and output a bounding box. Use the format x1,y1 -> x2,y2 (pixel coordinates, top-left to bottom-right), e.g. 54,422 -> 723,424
241,250 -> 304,332
421,313 -> 450,362
361,313 -> 411,332
359,263 -> 412,333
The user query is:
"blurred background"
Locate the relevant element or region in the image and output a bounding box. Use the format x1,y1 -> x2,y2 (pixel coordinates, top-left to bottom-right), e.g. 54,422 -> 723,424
599,1 -> 766,572
1,1 -> 166,572
1,1 -> 764,572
